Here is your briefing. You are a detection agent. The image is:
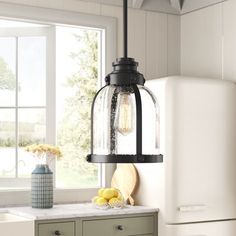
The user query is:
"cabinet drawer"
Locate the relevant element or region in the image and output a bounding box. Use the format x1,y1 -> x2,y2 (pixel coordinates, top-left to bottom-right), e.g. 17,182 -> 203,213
83,216 -> 154,236
38,221 -> 75,236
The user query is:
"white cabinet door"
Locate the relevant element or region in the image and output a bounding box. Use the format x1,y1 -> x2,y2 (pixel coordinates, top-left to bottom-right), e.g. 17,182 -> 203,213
166,220 -> 236,236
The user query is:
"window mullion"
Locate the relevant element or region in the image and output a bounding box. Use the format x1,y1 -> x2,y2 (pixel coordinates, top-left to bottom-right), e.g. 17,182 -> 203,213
46,26 -> 56,182
0,106 -> 46,109
98,30 -> 105,187
15,36 -> 19,179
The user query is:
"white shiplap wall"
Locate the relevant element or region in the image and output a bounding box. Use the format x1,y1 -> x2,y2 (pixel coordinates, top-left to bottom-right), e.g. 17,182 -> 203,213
0,0 -> 180,79
181,4 -> 222,79
168,14 -> 181,76
146,12 -> 168,79
181,0 -> 236,82
223,0 -> 236,81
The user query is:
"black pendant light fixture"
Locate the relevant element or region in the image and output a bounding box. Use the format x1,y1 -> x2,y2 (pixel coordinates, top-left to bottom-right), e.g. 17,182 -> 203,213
87,0 -> 163,163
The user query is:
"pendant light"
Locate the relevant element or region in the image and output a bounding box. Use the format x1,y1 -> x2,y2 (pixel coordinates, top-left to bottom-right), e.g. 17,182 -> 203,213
87,0 -> 163,163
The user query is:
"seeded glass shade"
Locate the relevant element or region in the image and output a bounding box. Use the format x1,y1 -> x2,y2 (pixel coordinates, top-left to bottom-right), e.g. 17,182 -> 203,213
87,58 -> 163,163
86,0 -> 163,163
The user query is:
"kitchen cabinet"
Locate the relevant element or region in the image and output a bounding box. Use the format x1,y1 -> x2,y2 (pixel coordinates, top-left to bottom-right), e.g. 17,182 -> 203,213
38,221 -> 75,236
83,215 -> 154,236
35,213 -> 157,236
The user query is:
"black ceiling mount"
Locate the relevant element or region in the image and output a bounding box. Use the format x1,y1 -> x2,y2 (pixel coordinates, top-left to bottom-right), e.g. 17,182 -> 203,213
106,57 -> 145,86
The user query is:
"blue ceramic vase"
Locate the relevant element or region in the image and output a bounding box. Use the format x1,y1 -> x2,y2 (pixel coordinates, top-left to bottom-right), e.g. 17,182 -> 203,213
31,164 -> 53,208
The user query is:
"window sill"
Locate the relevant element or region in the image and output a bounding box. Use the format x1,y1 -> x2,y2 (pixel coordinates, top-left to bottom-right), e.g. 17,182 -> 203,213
0,164 -> 116,207
0,188 -> 99,207
0,187 -> 31,191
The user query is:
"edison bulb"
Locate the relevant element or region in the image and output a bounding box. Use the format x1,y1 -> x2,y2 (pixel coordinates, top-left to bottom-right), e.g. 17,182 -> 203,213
115,92 -> 134,136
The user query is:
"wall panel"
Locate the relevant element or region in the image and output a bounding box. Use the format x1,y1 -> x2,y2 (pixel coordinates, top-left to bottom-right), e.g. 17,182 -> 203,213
168,14 -> 180,76
181,4 -> 222,79
223,0 -> 236,81
146,11 -> 168,80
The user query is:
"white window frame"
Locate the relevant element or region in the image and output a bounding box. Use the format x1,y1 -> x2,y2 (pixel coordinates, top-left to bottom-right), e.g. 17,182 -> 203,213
0,26 -> 54,188
0,2 -> 117,206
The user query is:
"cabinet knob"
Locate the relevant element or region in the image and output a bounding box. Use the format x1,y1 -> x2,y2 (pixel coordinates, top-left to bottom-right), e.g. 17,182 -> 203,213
117,225 -> 124,231
54,230 -> 61,235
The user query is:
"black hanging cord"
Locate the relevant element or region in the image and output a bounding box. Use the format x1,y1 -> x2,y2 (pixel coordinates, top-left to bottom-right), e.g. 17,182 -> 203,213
123,0 -> 128,58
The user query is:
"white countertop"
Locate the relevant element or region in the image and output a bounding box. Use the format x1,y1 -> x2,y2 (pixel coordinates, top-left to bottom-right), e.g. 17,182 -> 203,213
2,203 -> 158,220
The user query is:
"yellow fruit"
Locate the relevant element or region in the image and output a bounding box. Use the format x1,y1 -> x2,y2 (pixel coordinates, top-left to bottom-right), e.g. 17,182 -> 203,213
92,196 -> 100,203
117,193 -> 125,203
109,197 -> 124,208
109,197 -> 119,204
98,188 -> 105,197
110,188 -> 119,197
95,197 -> 107,206
102,188 -> 115,200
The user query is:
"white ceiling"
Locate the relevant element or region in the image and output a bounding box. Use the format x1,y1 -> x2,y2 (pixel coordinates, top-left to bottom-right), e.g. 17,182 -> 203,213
79,0 -> 225,14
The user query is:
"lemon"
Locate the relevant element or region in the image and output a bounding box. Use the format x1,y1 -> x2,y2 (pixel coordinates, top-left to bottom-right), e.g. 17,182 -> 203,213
92,196 -> 100,203
117,192 -> 125,202
109,197 -> 120,204
95,197 -> 107,206
109,197 -> 124,207
110,188 -> 119,197
98,188 -> 105,197
102,188 -> 116,200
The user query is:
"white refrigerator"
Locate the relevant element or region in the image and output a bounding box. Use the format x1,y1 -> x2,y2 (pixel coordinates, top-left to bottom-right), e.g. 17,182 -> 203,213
134,76 -> 236,236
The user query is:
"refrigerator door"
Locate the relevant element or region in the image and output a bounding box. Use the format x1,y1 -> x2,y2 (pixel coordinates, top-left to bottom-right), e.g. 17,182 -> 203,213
146,77 -> 236,223
166,220 -> 236,236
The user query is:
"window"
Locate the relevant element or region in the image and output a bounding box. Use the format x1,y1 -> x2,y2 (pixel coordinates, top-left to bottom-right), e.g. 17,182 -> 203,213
0,22 -> 49,188
0,19 -> 104,189
0,3 -> 116,204
56,26 -> 102,188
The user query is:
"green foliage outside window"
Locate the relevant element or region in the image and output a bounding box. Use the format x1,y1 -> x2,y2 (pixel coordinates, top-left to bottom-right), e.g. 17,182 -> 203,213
0,57 -> 15,147
0,56 -> 15,90
56,30 -> 99,187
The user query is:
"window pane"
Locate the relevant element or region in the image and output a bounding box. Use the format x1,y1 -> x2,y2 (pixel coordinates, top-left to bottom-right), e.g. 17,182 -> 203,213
0,109 -> 16,177
0,37 -> 16,106
18,108 -> 46,177
56,26 -> 100,188
18,37 -> 46,106
18,148 -> 36,178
